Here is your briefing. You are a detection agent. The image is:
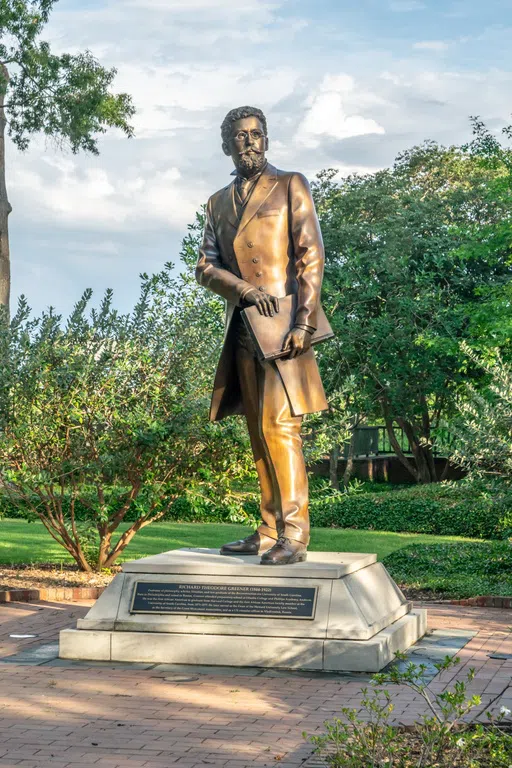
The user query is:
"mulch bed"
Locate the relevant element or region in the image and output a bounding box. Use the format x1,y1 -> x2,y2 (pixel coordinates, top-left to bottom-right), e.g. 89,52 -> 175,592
0,563 -> 117,591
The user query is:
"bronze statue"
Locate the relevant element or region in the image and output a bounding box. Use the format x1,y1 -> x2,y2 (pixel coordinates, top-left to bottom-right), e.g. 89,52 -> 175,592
196,106 -> 328,565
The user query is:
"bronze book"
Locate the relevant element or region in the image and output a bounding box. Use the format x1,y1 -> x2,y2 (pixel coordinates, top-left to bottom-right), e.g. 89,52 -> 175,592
241,294 -> 334,362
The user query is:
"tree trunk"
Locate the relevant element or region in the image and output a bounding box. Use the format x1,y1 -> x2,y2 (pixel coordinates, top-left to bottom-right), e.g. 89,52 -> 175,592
381,397 -> 420,482
397,417 -> 437,484
329,444 -> 340,490
96,530 -> 112,571
343,428 -> 357,487
0,65 -> 11,316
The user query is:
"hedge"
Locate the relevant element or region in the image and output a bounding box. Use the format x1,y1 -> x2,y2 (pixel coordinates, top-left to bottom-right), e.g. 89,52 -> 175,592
382,541 -> 512,598
2,479 -> 511,540
309,481 -> 512,540
0,489 -> 254,525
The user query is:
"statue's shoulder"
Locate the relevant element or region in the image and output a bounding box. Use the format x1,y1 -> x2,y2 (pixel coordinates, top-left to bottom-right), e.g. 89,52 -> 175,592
208,181 -> 232,208
273,167 -> 311,187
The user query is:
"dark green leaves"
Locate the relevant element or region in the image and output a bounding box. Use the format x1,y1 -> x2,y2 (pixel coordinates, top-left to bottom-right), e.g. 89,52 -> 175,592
0,0 -> 135,152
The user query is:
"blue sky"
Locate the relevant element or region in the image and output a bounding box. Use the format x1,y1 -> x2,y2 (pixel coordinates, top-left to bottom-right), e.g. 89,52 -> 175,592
7,0 -> 512,316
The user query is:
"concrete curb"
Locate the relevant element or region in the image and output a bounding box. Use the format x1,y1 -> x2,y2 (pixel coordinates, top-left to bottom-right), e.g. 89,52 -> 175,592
0,586 -> 105,603
448,595 -> 512,609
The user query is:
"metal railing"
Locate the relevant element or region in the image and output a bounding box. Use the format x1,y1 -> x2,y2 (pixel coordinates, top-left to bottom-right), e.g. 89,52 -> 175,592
343,426 -> 440,458
342,426 -> 412,458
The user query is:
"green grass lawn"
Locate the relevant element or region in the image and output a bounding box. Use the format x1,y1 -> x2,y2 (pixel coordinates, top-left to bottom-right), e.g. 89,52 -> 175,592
1,519 -> 509,598
0,518 -> 484,565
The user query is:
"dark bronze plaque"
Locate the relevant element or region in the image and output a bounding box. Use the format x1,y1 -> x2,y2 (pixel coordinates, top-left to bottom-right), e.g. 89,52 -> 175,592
130,582 -> 318,620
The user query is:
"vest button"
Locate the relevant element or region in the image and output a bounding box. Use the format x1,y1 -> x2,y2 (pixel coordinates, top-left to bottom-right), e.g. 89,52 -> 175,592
259,286 -> 266,292
252,257 -> 259,263
255,271 -> 262,277
247,241 -> 254,248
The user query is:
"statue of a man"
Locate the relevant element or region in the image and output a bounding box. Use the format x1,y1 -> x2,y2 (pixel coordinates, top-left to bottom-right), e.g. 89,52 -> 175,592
196,105 -> 328,565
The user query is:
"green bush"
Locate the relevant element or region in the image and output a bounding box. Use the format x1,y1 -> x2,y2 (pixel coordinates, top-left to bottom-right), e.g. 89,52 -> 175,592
306,655 -> 512,768
383,541 -> 512,598
309,480 -> 512,540
0,488 -> 259,525
158,495 -> 259,525
0,262 -> 252,572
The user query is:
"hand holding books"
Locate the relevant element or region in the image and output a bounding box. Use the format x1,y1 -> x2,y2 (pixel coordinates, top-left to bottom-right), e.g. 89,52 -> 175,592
241,294 -> 333,362
282,326 -> 312,359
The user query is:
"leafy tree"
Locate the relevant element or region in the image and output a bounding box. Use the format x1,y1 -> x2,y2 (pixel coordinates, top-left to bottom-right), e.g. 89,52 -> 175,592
314,134 -> 512,483
0,0 -> 135,313
460,117 -> 512,354
0,247 -> 252,571
446,344 -> 512,480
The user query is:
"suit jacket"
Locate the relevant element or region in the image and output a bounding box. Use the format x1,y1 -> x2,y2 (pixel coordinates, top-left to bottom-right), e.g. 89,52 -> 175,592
196,162 -> 328,422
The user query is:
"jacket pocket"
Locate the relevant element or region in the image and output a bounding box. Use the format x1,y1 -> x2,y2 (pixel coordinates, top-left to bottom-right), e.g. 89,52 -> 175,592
257,208 -> 280,217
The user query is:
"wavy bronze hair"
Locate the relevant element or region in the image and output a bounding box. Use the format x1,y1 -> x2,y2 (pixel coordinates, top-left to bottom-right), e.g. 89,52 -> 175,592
220,106 -> 268,144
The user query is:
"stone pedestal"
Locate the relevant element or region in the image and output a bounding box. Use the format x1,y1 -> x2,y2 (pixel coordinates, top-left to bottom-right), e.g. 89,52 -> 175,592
60,548 -> 426,672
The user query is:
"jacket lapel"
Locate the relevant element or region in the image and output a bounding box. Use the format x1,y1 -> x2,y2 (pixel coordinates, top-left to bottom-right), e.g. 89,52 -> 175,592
217,180 -> 238,230
236,163 -> 278,236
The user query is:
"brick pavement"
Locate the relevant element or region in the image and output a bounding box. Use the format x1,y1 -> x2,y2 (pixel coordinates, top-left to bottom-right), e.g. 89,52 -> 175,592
0,600 -> 510,768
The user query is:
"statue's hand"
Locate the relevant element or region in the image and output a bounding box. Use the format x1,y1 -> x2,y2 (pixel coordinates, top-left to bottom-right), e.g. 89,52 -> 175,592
282,327 -> 312,359
244,289 -> 279,317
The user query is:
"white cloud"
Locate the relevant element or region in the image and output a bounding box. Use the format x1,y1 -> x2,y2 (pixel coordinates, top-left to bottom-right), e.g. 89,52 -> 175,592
112,63 -> 299,137
10,147 -> 198,232
414,41 -> 450,51
295,74 -> 385,149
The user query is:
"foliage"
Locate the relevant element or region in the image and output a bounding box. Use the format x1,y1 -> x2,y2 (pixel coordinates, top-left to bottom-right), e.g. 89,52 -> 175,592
305,687 -> 400,768
460,116 -> 512,354
305,655 -> 512,767
301,382 -> 356,476
0,248 -> 252,571
313,127 -> 512,484
0,485 -> 260,525
383,541 -> 512,598
309,479 -> 512,540
0,0 -> 135,154
445,346 -> 512,480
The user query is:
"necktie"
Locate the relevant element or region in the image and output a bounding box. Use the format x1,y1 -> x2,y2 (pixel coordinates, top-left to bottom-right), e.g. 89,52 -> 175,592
239,177 -> 252,204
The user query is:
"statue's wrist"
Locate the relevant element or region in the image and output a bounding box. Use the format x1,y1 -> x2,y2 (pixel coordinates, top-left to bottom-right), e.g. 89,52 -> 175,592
294,324 -> 314,334
240,286 -> 256,306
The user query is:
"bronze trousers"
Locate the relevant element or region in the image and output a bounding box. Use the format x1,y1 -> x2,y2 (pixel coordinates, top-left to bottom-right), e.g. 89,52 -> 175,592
234,323 -> 310,546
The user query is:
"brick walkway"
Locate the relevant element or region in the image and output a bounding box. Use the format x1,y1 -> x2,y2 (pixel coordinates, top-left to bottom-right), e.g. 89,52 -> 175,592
0,600 -> 510,768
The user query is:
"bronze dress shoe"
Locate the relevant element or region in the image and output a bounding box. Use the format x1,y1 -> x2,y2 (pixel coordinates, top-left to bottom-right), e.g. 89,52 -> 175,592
260,536 -> 307,565
220,531 -> 276,556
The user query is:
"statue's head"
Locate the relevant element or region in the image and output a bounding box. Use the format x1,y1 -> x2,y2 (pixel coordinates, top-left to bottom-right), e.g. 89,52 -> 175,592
221,106 -> 268,177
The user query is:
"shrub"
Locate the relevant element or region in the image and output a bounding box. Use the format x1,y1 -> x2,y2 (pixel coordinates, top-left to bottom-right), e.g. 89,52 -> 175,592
305,655 -> 512,768
0,264 -> 252,572
309,479 -> 512,540
445,346 -> 512,479
383,541 -> 512,598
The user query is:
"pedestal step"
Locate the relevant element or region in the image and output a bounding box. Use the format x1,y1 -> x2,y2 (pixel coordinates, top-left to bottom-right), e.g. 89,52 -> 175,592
60,610 -> 427,673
